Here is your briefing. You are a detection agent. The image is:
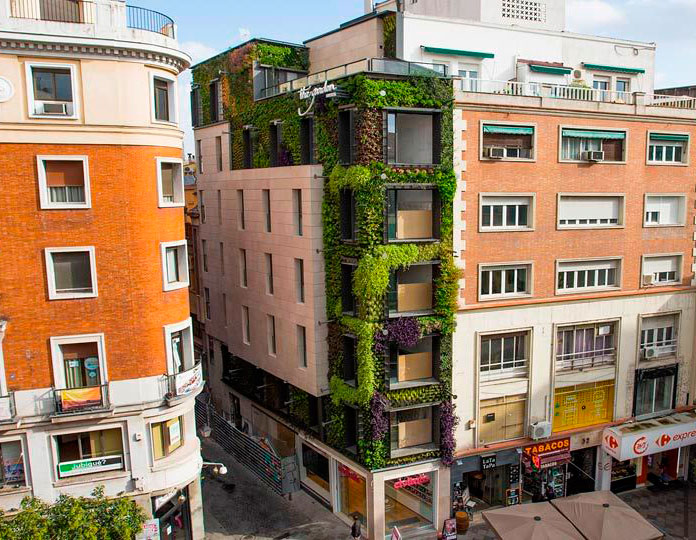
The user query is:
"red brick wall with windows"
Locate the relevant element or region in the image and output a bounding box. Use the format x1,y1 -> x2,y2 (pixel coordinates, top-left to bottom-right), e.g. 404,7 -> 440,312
0,143 -> 188,390
461,110 -> 696,308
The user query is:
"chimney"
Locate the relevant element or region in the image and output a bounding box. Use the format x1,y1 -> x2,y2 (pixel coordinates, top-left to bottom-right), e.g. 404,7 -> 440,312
365,0 -> 373,13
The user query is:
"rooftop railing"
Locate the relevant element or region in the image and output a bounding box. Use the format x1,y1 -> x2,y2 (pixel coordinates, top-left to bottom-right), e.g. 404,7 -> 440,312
9,0 -> 96,24
126,5 -> 175,38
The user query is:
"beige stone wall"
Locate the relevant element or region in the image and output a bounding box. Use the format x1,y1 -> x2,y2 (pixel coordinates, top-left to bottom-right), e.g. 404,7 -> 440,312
307,17 -> 384,73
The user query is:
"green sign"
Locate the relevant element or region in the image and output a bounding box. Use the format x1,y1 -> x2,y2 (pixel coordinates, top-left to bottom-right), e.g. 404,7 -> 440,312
58,455 -> 123,478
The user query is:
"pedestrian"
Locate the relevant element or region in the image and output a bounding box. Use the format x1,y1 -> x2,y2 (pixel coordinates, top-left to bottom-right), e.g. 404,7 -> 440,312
351,514 -> 362,540
545,484 -> 556,501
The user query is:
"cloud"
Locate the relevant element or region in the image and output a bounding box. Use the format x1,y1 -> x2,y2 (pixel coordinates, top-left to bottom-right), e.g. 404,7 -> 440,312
180,41 -> 217,65
567,0 -> 626,32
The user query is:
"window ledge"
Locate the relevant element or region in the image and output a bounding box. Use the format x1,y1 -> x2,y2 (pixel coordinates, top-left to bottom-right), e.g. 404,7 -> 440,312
557,225 -> 624,231
387,238 -> 441,244
480,227 -> 534,233
642,282 -> 681,289
388,309 -> 435,318
390,443 -> 438,459
49,291 -> 98,301
480,157 -> 536,163
559,160 -> 626,165
479,294 -> 532,302
480,376 -> 529,387
643,223 -> 685,228
53,470 -> 128,488
556,286 -> 620,296
646,161 -> 688,167
29,114 -> 78,121
555,363 -> 616,374
0,485 -> 30,497
389,378 -> 439,390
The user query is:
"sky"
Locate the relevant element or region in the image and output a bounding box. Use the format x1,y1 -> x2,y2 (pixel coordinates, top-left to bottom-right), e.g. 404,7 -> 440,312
131,0 -> 696,154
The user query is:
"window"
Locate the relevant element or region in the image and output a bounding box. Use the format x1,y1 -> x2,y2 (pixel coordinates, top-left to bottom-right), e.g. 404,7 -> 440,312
267,315 -> 276,356
388,335 -> 438,387
216,189 -> 222,224
196,140 -> 203,174
388,263 -> 436,314
45,247 -> 97,299
481,124 -> 534,160
156,158 -> 184,207
479,264 -> 530,300
297,325 -> 307,368
152,416 -> 183,460
344,406 -> 359,451
642,254 -> 682,286
648,133 -> 688,164
342,263 -> 356,315
556,322 -> 616,371
480,195 -> 533,231
265,253 -> 274,295
219,242 -> 225,275
242,306 -> 251,344
556,259 -> 620,293
204,287 -> 211,320
616,78 -> 630,94
480,331 -> 529,381
634,367 -> 676,417
161,241 -> 189,291
338,110 -> 356,164
152,74 -> 176,124
190,87 -> 201,127
243,127 -> 257,168
558,195 -> 623,228
459,68 -> 479,91
27,63 -> 76,118
269,121 -> 283,167
200,189 -> 206,222
202,239 -> 208,272
343,336 -> 358,386
644,195 -> 686,226
0,441 -> 25,487
215,136 -> 223,171
293,189 -> 303,236
222,293 -> 228,326
237,190 -> 246,230
387,188 -> 440,241
301,117 -> 315,164
387,111 -> 441,165
228,127 -> 235,169
164,319 -> 195,374
640,314 -> 678,359
561,128 -> 626,162
390,406 -> 435,452
55,428 -> 124,478
340,190 -> 357,241
479,394 -> 526,444
262,189 -> 271,232
36,156 -> 90,209
209,80 -> 221,123
295,258 -> 305,303
239,249 -> 247,287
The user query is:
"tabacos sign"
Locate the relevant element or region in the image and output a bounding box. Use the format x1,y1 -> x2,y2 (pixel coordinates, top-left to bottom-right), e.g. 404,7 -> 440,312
523,438 -> 570,458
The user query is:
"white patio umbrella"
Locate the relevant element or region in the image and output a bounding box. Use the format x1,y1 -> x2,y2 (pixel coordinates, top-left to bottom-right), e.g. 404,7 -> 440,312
482,501 -> 585,540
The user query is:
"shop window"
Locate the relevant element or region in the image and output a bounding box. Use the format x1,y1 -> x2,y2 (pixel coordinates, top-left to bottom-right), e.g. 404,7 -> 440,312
340,189 -> 357,241
640,314 -> 678,360
161,241 -> 189,291
27,63 -> 76,118
634,366 -> 676,418
343,335 -> 358,387
642,254 -> 682,287
480,331 -> 529,381
384,471 -> 434,535
45,247 -> 97,300
300,117 -> 315,165
156,158 -> 185,207
556,259 -> 620,293
338,109 -> 356,165
648,133 -> 688,164
560,129 -> 626,162
479,264 -> 530,300
644,195 -> 686,227
338,464 -> 367,525
153,487 -> 193,539
390,406 -> 437,454
386,188 -> 440,241
388,335 -> 438,388
387,263 -> 436,315
552,381 -> 614,432
556,322 -> 616,371
37,156 -> 90,209
55,428 -> 124,478
481,124 -> 534,160
558,195 -> 624,229
151,416 -> 183,460
0,441 -> 25,487
480,195 -> 533,231
387,111 -> 441,166
51,335 -> 107,413
301,444 -> 330,497
479,394 -> 526,444
341,263 -> 356,315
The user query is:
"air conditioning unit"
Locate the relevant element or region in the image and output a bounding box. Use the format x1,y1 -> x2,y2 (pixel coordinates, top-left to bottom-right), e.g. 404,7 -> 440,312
530,421 -> 552,441
643,347 -> 658,359
573,69 -> 585,80
37,102 -> 69,116
484,147 -> 506,159
642,274 -> 655,286
582,150 -> 605,162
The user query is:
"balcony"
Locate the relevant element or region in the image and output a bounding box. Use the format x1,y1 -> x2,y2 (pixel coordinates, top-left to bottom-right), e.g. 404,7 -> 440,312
126,5 -> 175,38
388,335 -> 439,390
53,384 -> 109,415
0,393 -> 15,422
167,361 -> 203,403
386,188 -> 440,242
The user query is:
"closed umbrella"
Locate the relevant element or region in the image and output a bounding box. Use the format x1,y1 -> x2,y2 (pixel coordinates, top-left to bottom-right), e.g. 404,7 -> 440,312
482,502 -> 585,540
551,490 -> 664,540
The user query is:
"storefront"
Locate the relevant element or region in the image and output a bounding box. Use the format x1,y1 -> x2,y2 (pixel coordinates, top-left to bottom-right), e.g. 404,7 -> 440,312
300,443 -> 331,503
384,471 -> 436,536
152,486 -> 193,540
450,448 -> 522,513
566,446 -> 597,496
603,410 -> 696,492
521,438 -> 571,501
337,463 -> 367,524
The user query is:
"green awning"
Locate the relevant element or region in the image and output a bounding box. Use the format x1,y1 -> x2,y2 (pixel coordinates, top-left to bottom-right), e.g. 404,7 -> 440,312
583,63 -> 645,74
562,129 -> 626,140
483,125 -> 534,135
529,65 -> 572,75
422,46 -> 494,59
650,133 -> 689,142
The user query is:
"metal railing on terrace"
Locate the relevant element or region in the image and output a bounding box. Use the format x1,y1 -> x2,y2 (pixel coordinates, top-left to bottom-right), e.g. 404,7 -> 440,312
53,384 -> 109,415
126,5 -> 175,38
456,78 -> 696,110
258,58 -> 448,100
556,348 -> 616,371
10,0 -> 96,24
167,361 -> 203,400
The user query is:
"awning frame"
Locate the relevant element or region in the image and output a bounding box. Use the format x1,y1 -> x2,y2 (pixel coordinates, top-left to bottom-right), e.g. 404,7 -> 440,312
483,124 -> 534,135
422,46 -> 494,59
562,128 -> 626,140
649,133 -> 689,142
583,63 -> 646,74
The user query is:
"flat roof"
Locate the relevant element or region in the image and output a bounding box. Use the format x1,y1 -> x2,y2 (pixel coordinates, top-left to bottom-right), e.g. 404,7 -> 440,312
304,10 -> 391,44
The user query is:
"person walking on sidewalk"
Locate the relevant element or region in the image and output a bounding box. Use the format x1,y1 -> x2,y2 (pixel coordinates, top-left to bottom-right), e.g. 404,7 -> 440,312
351,515 -> 362,539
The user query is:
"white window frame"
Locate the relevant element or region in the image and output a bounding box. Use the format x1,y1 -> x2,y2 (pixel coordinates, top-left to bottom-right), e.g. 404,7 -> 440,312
479,121 -> 537,162
641,253 -> 683,287
643,194 -> 687,227
478,329 -> 531,382
479,193 -> 535,232
36,155 -> 91,210
149,71 -> 178,126
25,62 -> 79,120
478,262 -> 533,301
51,422 -> 126,481
149,412 -> 185,464
558,125 -> 628,164
638,311 -> 680,360
555,257 -> 622,295
163,318 -> 195,375
0,436 -> 29,488
646,131 -> 690,166
556,193 -> 625,230
160,240 -> 189,291
50,333 -> 108,390
45,246 -> 98,300
156,157 -> 185,208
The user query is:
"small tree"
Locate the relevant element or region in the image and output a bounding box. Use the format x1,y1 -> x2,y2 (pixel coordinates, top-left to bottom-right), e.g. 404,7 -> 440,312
0,487 -> 146,540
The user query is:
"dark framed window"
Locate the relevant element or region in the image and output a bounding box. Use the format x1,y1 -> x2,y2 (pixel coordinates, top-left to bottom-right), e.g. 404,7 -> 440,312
243,127 -> 257,169
343,335 -> 358,386
344,406 -> 359,451
338,109 -> 356,165
387,262 -> 438,315
388,335 -> 439,387
209,80 -> 220,123
341,263 -> 356,315
340,189 -> 357,241
634,366 -> 677,417
190,87 -> 201,127
33,67 -> 73,102
269,122 -> 282,167
153,78 -> 170,122
386,110 -> 441,166
386,187 -> 441,241
301,117 -> 315,164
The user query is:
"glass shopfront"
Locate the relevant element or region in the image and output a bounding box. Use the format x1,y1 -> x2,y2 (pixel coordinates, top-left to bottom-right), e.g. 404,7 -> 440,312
337,463 -> 367,525
300,443 -> 331,502
384,472 -> 434,536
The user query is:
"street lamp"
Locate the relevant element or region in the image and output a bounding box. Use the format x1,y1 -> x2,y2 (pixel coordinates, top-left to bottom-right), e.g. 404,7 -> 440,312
202,461 -> 228,475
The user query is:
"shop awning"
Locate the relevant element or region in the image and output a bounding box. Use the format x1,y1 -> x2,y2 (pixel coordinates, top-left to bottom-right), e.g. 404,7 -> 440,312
529,64 -> 572,75
602,410 -> 696,461
583,63 -> 646,74
562,129 -> 626,140
483,125 -> 534,135
422,46 -> 495,59
650,133 -> 689,142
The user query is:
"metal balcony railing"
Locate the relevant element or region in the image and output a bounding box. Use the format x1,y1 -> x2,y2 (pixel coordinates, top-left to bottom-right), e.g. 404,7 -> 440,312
0,394 -> 15,422
167,361 -> 203,399
556,348 -> 616,371
126,5 -> 175,38
9,0 -> 96,24
53,384 -> 109,415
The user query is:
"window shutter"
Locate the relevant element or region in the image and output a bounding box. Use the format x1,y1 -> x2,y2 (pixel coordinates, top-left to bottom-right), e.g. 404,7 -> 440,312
432,112 -> 442,165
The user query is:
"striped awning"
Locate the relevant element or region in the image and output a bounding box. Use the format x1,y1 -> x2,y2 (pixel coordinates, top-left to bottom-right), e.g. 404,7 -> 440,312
483,125 -> 534,135
650,133 -> 689,142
